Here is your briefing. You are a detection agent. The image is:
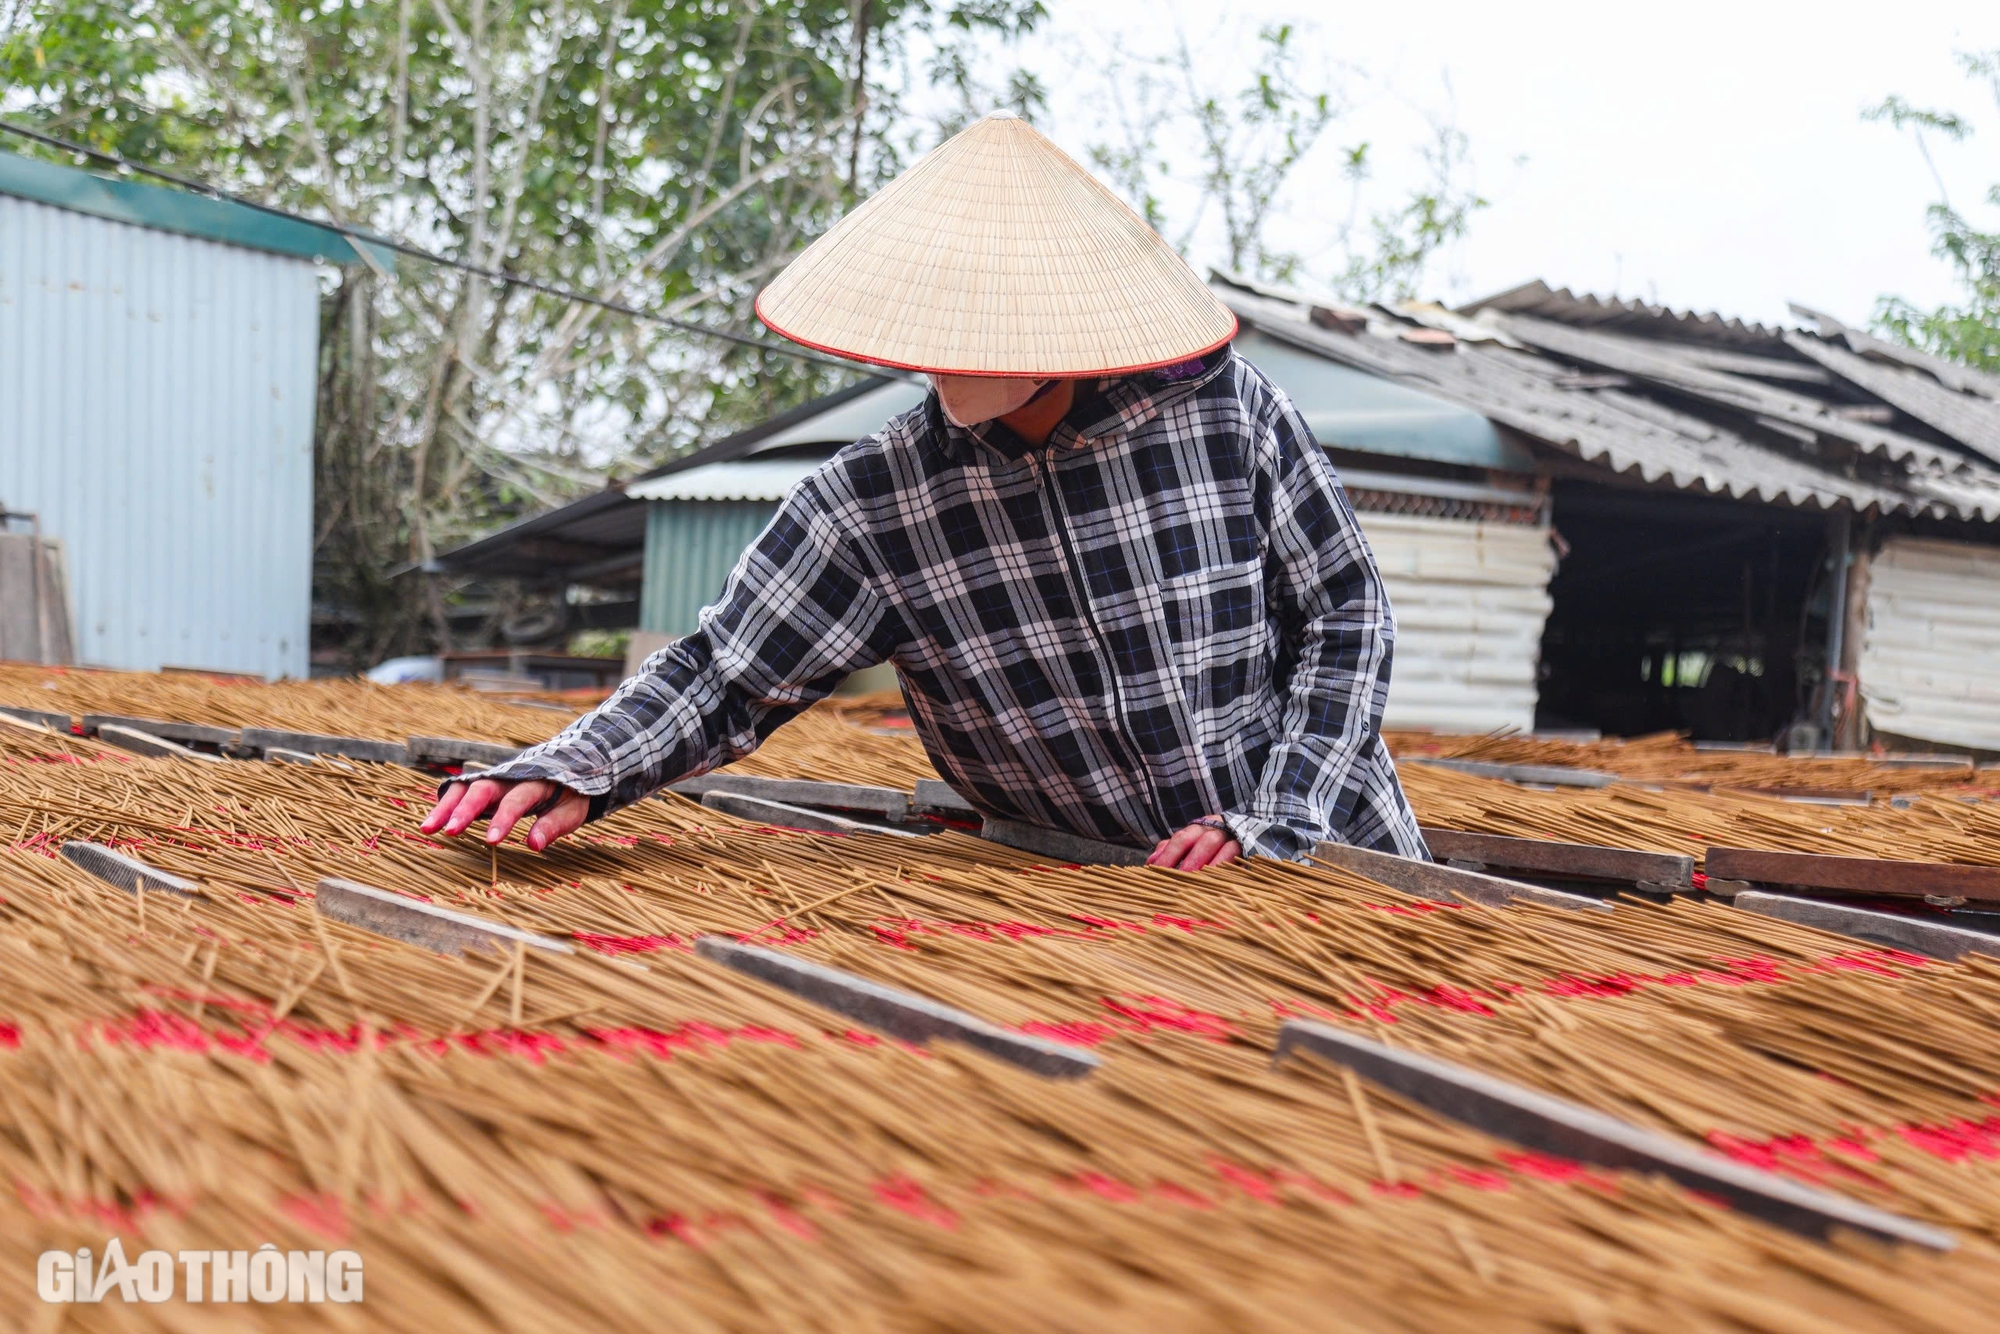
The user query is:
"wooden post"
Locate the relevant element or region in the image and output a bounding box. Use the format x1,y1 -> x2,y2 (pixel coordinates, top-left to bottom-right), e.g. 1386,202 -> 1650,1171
1816,512 -> 1851,741
1834,534 -> 1871,751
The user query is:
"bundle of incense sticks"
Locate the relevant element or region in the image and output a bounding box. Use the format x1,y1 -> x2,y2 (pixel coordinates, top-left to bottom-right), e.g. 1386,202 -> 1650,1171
0,662 -> 586,746
5,842 -> 2000,1328
1397,762 -> 2000,867
3,671 -> 2000,1322
10,658 -> 1991,803
7,704 -> 1995,879
716,706 -> 943,789
8,1030 -> 1987,1332
1387,728 -> 1986,795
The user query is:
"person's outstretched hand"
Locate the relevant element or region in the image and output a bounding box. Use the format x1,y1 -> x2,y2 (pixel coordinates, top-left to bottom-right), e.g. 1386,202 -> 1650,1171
420,777 -> 590,852
1147,819 -> 1241,871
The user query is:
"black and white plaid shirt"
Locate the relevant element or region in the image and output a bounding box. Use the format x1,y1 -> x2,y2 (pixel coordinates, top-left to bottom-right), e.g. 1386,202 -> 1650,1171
483,347 -> 1428,862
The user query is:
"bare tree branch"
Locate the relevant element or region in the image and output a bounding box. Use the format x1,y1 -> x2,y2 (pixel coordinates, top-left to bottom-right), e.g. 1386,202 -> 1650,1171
391,0 -> 412,165
587,0 -> 629,273
687,1 -> 759,221
528,116 -> 851,389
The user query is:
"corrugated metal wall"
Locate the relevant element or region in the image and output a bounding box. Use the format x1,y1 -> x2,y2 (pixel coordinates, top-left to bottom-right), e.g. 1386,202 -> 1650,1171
0,195 -> 317,678
1860,535 -> 2000,750
1357,511 -> 1555,734
640,500 -> 780,636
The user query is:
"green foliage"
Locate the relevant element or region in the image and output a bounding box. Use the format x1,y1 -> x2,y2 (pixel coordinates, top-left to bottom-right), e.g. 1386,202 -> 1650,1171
567,627 -> 633,660
1869,49 -> 2000,373
1186,24 -> 1335,281
1082,22 -> 1484,300
0,0 -> 1040,663
1331,120 -> 1486,303
1874,195 -> 2000,373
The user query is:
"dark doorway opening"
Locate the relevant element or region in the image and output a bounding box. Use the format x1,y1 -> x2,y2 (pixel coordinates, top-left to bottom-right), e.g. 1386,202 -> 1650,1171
1535,482 -> 1833,741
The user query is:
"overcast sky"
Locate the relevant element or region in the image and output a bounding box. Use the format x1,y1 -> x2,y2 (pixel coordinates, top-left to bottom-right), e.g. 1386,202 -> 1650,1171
958,0 -> 2000,329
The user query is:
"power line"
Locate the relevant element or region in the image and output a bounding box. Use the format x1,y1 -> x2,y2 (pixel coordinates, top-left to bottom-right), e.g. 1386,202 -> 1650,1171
0,117 -> 869,374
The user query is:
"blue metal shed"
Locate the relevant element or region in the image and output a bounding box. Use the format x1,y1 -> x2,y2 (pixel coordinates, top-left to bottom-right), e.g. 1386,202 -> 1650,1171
0,150 -> 377,678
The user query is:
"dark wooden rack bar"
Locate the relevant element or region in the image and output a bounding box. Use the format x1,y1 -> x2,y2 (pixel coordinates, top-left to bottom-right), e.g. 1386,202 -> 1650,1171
696,936 -> 1100,1079
1705,847 -> 2000,904
1312,842 -> 1610,912
1274,1020 -> 1953,1250
1420,827 -> 1694,891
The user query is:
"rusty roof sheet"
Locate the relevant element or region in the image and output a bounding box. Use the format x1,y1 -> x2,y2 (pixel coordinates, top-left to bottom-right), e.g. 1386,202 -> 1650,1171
1790,304 -> 2000,402
1459,279 -> 1790,351
1783,333 -> 2000,469
1219,287 -> 2000,523
1486,312 -> 1979,474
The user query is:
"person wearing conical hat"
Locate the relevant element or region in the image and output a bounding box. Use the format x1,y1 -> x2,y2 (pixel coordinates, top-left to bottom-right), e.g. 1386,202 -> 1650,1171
424,114 -> 1428,870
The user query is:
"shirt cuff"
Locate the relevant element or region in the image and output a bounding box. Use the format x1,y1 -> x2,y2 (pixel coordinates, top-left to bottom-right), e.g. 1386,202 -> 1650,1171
434,755 -> 616,823
1219,813 -> 1315,862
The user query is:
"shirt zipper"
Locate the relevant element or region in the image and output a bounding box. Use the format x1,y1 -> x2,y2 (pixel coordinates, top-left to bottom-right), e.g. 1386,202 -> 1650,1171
1030,447 -> 1170,836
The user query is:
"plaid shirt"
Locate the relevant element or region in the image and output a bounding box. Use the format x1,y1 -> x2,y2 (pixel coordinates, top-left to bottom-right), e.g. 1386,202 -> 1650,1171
484,347 -> 1428,862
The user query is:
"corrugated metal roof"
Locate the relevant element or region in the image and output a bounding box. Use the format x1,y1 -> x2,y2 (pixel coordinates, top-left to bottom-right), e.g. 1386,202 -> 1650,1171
0,194 -> 316,677
1218,287 -> 2000,523
1232,326 -> 1532,471
434,377 -> 902,580
1461,278 -> 1787,351
748,379 -> 927,452
1860,536 -> 2000,750
627,455 -> 827,503
1791,303 -> 2000,402
0,149 -> 388,268
1782,333 -> 2000,468
1358,511 -> 1554,734
1487,312 -> 1973,472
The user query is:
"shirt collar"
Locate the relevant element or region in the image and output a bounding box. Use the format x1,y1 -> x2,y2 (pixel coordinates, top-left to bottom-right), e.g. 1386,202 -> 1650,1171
928,344 -> 1236,467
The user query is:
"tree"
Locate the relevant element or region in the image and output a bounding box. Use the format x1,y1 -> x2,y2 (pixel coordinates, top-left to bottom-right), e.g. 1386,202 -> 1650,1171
0,0 -> 1042,666
1082,23 -> 1486,301
1868,49 -> 2000,372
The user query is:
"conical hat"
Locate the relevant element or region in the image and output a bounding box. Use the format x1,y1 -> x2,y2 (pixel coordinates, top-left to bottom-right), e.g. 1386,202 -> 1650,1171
756,115 -> 1236,376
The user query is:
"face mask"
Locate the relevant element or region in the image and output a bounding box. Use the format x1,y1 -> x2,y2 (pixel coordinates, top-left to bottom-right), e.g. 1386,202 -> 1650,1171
930,374 -> 1051,428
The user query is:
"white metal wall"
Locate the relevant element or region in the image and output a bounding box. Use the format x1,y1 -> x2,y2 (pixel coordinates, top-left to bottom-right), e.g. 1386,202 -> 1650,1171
0,195 -> 316,678
1859,536 -> 2000,750
1355,511 -> 1555,734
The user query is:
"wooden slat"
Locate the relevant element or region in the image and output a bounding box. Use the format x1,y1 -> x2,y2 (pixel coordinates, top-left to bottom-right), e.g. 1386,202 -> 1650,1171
1312,842 -> 1610,912
695,936 -> 1099,1079
1868,753 -> 1973,770
59,841 -> 200,897
1733,891 -> 2000,962
406,735 -> 520,767
670,773 -> 909,821
1406,757 -> 1617,788
1420,827 -> 1693,889
700,791 -> 928,839
912,778 -> 978,816
979,818 -> 1150,867
1705,847 -> 2000,903
96,725 -> 227,764
265,748 -> 357,772
1274,1021 -> 1954,1251
238,728 -> 409,767
0,705 -> 72,731
81,713 -> 238,749
1713,786 -> 1873,805
315,878 -> 573,956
